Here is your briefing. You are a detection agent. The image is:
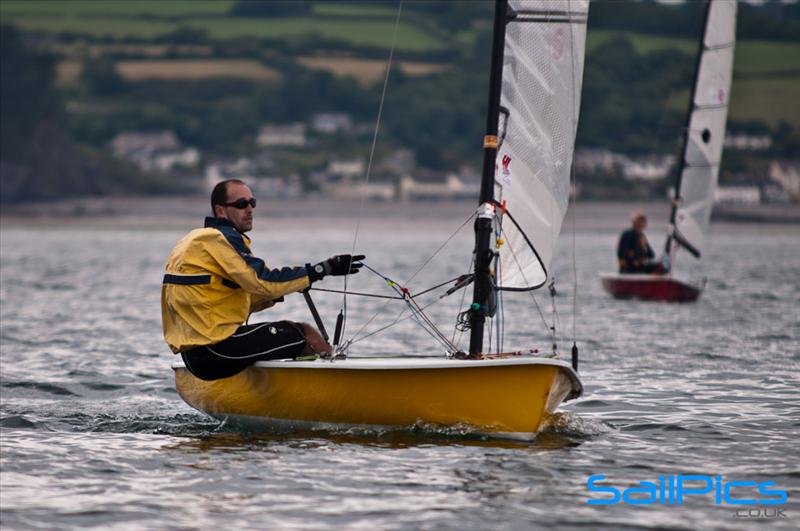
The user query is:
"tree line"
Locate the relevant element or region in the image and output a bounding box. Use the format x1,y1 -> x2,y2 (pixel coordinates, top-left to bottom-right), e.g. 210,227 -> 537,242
2,0 -> 798,201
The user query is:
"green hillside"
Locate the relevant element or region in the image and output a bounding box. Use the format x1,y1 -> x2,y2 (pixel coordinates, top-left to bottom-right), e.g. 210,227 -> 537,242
0,0 -> 235,17
1,0 -> 798,202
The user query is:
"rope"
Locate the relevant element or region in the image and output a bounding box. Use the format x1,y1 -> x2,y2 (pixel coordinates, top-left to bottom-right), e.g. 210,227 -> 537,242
494,202 -> 505,355
567,0 -> 579,347
451,254 -> 474,351
403,210 -> 475,286
347,296 -> 442,347
341,0 -> 404,342
312,274 -> 463,301
500,222 -> 556,344
310,287 -> 402,300
342,210 -> 475,350
362,264 -> 458,353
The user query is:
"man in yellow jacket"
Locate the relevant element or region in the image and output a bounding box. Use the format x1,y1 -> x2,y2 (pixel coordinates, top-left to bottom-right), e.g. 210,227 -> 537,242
162,179 -> 364,380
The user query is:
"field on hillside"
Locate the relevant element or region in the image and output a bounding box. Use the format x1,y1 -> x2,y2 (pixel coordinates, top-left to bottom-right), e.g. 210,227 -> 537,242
729,77 -> 800,127
116,60 -> 281,82
298,57 -> 450,85
311,3 -> 399,18
4,0 -> 798,131
5,15 -> 445,52
0,0 -> 234,16
587,30 -> 696,54
732,40 -> 800,76
5,16 -> 177,39
666,74 -> 799,129
588,31 -> 800,75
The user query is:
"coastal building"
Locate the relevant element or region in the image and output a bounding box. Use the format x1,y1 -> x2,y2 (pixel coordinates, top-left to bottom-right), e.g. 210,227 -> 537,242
111,131 -> 199,172
724,133 -> 773,151
621,155 -> 675,181
714,186 -> 760,205
321,180 -> 395,201
380,149 -> 416,176
328,159 -> 365,179
204,156 -> 300,198
769,160 -> 800,202
574,149 -> 675,182
256,123 -> 307,148
311,113 -> 353,134
398,172 -> 479,201
574,148 -> 620,175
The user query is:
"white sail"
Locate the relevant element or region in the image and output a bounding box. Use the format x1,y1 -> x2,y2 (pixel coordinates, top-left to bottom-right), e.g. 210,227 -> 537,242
673,0 -> 736,257
494,0 -> 589,290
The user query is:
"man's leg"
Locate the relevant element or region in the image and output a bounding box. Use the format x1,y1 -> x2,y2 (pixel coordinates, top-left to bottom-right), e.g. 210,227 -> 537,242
182,321 -> 310,380
298,322 -> 332,355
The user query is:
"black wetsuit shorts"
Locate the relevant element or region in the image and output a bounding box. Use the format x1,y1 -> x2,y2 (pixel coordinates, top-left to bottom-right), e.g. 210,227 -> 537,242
181,321 -> 307,381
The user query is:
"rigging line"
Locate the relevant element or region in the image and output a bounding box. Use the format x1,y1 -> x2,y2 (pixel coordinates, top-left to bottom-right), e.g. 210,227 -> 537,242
342,0 -> 404,343
321,267 -> 463,301
500,223 -> 555,343
496,249 -> 504,355
309,287 -> 403,300
348,295 -> 446,347
342,264 -> 448,348
350,303 -> 410,345
362,265 -> 467,300
348,262 -> 458,352
343,210 -> 476,347
495,197 -> 507,353
567,0 -> 579,344
376,269 -> 457,351
409,305 -> 456,353
413,276 -> 467,299
404,210 -> 476,286
409,312 -> 456,353
570,162 -> 578,344
383,280 -> 455,352
451,252 -> 474,350
493,208 -> 503,356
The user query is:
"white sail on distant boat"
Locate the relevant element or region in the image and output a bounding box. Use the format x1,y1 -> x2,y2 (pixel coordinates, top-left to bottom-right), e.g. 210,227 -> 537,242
601,0 -> 736,302
173,0 -> 589,440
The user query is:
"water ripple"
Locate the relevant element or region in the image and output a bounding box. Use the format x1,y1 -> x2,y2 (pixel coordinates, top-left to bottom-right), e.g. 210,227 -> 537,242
1,226 -> 798,530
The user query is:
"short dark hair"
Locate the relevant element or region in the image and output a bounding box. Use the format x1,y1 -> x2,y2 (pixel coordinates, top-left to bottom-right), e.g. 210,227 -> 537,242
210,179 -> 245,214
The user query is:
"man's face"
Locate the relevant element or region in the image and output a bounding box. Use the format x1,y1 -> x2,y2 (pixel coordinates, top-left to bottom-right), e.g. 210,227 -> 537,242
216,182 -> 255,233
633,216 -> 647,233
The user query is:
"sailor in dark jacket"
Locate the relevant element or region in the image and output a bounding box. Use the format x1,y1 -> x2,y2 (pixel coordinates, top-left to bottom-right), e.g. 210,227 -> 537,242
617,212 -> 661,274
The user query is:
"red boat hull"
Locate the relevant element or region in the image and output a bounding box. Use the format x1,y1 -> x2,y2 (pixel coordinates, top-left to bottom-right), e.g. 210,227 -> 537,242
600,274 -> 702,303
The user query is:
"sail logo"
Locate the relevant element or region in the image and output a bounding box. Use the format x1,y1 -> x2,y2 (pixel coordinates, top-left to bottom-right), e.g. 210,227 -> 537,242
708,87 -> 727,104
586,475 -> 788,507
501,154 -> 512,175
498,154 -> 513,185
547,28 -> 565,60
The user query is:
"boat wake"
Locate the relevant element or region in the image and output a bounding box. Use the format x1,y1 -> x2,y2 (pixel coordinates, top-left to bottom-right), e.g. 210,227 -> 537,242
205,413 -> 609,448
539,411 -> 611,438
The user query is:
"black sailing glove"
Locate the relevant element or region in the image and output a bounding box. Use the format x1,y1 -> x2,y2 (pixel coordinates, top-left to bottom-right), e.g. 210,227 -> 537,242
306,254 -> 365,282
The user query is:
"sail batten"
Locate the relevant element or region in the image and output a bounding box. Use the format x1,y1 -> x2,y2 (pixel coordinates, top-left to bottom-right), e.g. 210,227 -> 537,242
494,0 -> 589,290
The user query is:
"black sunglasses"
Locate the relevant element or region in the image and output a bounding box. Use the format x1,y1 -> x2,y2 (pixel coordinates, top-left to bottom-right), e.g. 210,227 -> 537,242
223,197 -> 256,209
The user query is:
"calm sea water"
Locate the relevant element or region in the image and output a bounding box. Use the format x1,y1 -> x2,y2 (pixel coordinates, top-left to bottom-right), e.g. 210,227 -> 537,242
1,212 -> 798,530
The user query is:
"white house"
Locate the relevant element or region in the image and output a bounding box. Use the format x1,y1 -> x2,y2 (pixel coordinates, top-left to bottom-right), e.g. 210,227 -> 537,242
111,131 -> 199,172
312,113 -> 353,134
256,123 -> 307,147
769,160 -> 800,202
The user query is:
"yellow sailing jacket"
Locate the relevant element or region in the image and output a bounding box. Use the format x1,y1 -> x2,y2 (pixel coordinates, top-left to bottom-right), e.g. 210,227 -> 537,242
161,217 -> 310,353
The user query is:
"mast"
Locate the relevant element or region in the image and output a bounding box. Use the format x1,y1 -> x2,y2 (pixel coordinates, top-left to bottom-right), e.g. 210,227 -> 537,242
469,0 -> 508,357
664,0 -> 712,260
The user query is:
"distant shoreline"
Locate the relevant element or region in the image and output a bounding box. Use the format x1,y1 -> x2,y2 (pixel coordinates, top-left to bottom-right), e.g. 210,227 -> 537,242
2,196 -> 798,233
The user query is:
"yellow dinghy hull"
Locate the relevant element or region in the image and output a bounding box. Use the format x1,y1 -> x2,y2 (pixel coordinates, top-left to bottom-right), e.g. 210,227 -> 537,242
173,357 -> 582,440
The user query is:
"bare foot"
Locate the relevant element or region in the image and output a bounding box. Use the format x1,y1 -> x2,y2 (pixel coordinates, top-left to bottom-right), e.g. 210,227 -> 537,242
298,322 -> 332,355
